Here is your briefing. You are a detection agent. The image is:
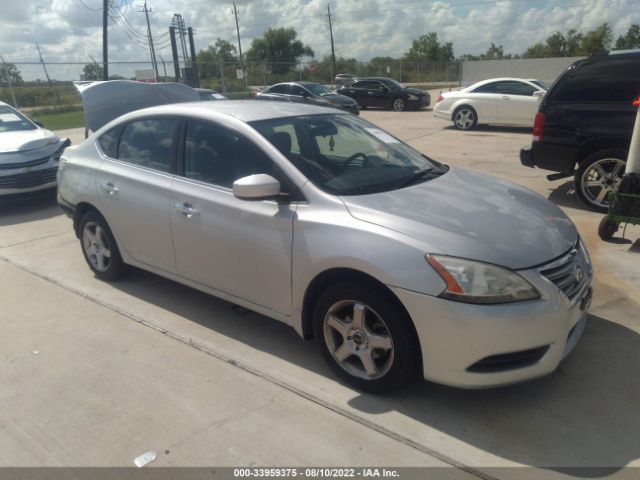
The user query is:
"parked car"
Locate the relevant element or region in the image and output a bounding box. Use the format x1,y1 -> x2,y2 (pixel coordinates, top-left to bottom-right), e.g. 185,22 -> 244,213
521,51 -> 640,212
433,78 -> 547,130
195,88 -> 228,101
256,81 -> 359,115
335,73 -> 359,88
0,101 -> 69,196
59,82 -> 592,392
337,77 -> 430,111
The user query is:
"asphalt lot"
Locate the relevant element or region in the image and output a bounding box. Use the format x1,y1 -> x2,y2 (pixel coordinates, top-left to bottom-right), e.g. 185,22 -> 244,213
1,106 -> 639,476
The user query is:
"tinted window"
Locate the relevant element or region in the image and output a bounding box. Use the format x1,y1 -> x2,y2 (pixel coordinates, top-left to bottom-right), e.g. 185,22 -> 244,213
268,84 -> 288,94
97,127 -> 119,157
472,82 -> 500,93
553,57 -> 640,103
184,119 -> 275,188
118,118 -> 178,172
498,81 -> 537,96
288,85 -> 307,96
352,81 -> 376,89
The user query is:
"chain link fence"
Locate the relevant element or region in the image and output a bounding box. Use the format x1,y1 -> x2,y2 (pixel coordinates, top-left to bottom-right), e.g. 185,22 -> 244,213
1,59 -> 461,110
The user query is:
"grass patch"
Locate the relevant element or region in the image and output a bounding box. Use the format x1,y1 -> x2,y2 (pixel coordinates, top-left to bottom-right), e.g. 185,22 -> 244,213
35,110 -> 85,131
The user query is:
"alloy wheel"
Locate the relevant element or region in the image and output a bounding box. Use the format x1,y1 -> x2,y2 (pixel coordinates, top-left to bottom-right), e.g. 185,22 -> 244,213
392,98 -> 405,112
579,158 -> 625,209
454,109 -> 475,129
323,300 -> 394,380
82,221 -> 112,272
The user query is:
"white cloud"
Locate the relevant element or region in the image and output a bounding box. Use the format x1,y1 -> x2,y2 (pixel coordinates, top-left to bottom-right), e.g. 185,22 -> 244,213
0,0 -> 638,80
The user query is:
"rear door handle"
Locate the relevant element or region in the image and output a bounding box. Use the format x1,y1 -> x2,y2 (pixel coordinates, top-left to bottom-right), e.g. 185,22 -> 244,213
502,95 -> 511,100
102,182 -> 119,195
173,202 -> 199,218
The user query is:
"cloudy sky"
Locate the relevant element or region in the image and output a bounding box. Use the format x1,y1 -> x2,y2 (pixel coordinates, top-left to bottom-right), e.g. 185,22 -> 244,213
1,0 -> 638,80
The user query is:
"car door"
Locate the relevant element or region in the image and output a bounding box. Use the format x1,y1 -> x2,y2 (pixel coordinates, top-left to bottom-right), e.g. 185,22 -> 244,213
494,81 -> 540,126
345,80 -> 372,107
288,84 -> 313,105
94,117 -> 179,273
366,81 -> 390,108
170,118 -> 297,315
468,82 -> 501,123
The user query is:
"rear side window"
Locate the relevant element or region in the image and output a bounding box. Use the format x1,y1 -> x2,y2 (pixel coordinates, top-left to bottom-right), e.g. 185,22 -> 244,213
117,118 -> 178,172
472,82 -> 500,93
97,127 -> 119,157
552,57 -> 640,103
498,81 -> 537,96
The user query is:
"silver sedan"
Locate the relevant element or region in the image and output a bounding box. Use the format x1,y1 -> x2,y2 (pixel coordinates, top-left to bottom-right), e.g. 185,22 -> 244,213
58,91 -> 592,392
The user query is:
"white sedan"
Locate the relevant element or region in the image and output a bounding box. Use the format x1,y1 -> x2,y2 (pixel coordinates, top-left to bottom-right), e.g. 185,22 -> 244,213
434,78 -> 547,130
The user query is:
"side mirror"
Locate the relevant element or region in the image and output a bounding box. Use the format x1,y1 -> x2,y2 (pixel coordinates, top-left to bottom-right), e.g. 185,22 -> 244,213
233,174 -> 281,200
533,90 -> 545,99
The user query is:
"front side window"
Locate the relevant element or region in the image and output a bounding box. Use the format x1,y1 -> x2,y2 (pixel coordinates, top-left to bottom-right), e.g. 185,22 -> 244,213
117,118 -> 178,172
0,105 -> 37,132
184,119 -> 275,188
251,114 -> 447,195
267,84 -> 288,94
305,83 -> 333,96
288,85 -> 308,96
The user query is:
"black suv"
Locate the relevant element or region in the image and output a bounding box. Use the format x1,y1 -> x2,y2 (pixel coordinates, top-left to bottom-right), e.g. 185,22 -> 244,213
520,51 -> 640,211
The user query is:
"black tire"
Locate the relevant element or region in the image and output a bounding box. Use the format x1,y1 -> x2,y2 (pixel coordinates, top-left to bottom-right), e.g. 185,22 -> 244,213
313,281 -> 420,393
452,105 -> 477,130
391,97 -> 406,112
574,148 -> 627,212
598,216 -> 620,241
79,210 -> 129,281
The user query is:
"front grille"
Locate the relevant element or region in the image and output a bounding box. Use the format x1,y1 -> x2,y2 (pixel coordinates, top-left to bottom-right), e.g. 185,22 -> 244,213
467,346 -> 549,373
0,155 -> 52,170
539,242 -> 590,301
0,167 -> 58,189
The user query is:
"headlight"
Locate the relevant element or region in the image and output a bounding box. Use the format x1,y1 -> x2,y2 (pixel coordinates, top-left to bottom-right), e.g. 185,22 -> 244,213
407,94 -> 419,101
426,255 -> 540,304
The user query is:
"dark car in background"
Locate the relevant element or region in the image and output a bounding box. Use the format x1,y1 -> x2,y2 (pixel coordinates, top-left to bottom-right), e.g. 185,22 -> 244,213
256,81 -> 359,115
337,77 -> 430,112
334,73 -> 359,88
521,51 -> 640,211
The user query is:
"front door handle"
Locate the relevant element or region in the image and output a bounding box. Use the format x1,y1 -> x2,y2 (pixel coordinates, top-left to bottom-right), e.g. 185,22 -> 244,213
102,182 -> 119,195
173,202 -> 200,218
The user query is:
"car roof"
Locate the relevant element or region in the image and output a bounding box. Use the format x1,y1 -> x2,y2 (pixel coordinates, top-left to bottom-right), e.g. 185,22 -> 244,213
121,100 -> 347,124
467,77 -> 540,88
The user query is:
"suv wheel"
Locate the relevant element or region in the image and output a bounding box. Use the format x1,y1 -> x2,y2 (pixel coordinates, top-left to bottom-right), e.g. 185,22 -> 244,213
453,106 -> 477,130
575,149 -> 627,212
313,282 -> 420,392
79,210 -> 129,281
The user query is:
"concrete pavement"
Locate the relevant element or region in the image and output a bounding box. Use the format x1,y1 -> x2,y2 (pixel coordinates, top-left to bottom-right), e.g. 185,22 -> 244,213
0,109 -> 638,476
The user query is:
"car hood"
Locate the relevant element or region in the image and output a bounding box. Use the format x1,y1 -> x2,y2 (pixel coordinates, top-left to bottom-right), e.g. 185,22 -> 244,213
340,167 -> 577,270
0,128 -> 59,154
323,94 -> 357,105
404,88 -> 427,96
74,80 -> 199,132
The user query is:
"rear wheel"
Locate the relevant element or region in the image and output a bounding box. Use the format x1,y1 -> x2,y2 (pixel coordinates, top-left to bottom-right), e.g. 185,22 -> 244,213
313,282 -> 420,392
453,106 -> 477,130
575,149 -> 626,212
79,210 -> 128,281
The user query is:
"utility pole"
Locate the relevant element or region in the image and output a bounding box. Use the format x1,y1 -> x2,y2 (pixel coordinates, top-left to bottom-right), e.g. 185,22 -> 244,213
35,43 -> 52,87
103,0 -> 108,80
139,0 -> 159,80
159,55 -> 167,80
327,4 -> 337,82
233,3 -> 246,89
169,26 -> 181,82
0,54 -> 18,108
187,27 -> 199,88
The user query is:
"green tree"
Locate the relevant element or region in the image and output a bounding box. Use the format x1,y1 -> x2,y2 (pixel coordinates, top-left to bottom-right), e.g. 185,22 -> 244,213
482,43 -> 506,60
197,38 -> 238,79
0,62 -> 24,85
246,28 -> 314,75
580,23 -> 612,55
545,32 -> 567,56
522,42 -> 548,58
403,33 -> 454,62
82,63 -> 103,81
615,24 -> 640,49
565,29 -> 583,56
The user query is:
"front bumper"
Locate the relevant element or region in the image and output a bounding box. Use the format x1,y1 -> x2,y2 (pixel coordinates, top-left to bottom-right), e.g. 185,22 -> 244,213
391,275 -> 592,388
0,167 -> 59,195
408,96 -> 429,109
341,104 -> 360,115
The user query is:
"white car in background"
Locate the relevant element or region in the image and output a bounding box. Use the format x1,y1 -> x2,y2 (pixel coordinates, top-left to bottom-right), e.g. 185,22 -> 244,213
0,101 -> 69,195
433,78 -> 548,130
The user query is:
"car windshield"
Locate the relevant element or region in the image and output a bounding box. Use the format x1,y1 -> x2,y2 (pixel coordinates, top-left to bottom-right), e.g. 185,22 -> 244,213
381,78 -> 407,89
304,83 -> 333,96
251,114 -> 447,195
0,105 -> 37,132
531,80 -> 549,90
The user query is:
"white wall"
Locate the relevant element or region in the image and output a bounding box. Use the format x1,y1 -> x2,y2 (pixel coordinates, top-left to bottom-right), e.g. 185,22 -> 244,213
460,57 -> 584,86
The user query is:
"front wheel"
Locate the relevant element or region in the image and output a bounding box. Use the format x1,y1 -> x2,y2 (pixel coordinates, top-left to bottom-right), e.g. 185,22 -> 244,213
575,149 -> 627,212
313,282 -> 420,392
392,97 -> 406,112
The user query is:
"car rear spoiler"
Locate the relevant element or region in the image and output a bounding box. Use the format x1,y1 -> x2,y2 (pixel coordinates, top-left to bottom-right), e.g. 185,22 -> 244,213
73,80 -> 200,134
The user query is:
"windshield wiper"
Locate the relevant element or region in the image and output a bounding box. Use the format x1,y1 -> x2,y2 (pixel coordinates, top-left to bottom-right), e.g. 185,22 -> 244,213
394,167 -> 442,189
